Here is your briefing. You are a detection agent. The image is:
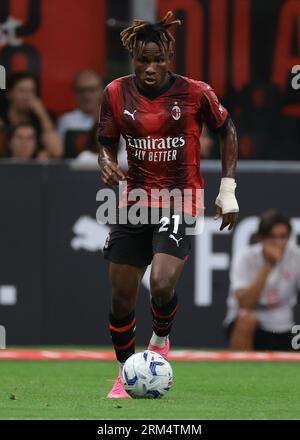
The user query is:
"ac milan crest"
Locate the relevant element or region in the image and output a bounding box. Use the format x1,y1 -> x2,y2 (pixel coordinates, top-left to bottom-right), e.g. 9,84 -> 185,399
171,102 -> 181,120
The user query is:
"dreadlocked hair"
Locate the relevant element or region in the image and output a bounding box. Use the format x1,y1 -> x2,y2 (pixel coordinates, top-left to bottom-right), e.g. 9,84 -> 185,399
120,11 -> 181,56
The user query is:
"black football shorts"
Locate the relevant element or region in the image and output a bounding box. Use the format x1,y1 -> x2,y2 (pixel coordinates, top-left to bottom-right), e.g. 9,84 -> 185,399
103,207 -> 196,266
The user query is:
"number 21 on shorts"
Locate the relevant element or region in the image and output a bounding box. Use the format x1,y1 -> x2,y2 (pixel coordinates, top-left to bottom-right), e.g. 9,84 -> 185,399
158,215 -> 180,234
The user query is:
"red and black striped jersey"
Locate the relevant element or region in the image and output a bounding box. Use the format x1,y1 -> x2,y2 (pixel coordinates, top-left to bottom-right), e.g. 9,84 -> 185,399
98,73 -> 228,216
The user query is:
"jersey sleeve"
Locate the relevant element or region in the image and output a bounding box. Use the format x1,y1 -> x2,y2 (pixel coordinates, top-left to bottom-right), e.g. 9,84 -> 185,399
199,84 -> 229,132
97,86 -> 120,145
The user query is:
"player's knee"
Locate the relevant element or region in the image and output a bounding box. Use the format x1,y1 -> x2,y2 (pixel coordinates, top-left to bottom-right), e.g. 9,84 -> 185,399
235,309 -> 257,334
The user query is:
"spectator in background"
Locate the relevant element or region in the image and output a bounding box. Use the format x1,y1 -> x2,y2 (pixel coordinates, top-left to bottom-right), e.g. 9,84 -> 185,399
224,210 -> 300,351
57,70 -> 103,157
74,122 -> 129,173
6,122 -> 44,160
74,121 -> 98,164
0,72 -> 63,158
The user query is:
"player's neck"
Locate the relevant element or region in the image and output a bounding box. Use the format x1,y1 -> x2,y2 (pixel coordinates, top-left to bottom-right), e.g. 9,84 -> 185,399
134,72 -> 176,100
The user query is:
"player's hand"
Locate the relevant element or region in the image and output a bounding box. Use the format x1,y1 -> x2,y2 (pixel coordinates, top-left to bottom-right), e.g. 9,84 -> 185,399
214,205 -> 238,231
263,243 -> 283,266
214,177 -> 239,231
100,161 -> 125,187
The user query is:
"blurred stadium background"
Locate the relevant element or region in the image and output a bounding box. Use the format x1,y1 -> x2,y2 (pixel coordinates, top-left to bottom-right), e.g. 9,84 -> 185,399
0,0 -> 299,349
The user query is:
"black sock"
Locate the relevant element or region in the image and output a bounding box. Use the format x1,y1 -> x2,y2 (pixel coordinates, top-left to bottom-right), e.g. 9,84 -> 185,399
109,310 -> 136,363
150,293 -> 178,337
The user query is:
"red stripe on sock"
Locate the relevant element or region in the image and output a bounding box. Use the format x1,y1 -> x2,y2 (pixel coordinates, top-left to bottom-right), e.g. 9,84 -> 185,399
151,303 -> 178,320
114,336 -> 136,351
153,323 -> 172,331
109,319 -> 136,333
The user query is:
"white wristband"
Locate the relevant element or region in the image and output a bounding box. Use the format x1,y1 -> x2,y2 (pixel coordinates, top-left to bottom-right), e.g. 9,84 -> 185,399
215,177 -> 239,214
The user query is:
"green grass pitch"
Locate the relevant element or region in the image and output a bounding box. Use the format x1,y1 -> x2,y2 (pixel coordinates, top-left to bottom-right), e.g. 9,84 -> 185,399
0,360 -> 299,419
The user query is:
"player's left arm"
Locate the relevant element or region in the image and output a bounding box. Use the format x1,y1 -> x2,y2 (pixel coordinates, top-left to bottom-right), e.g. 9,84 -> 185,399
200,83 -> 239,231
214,118 -> 239,231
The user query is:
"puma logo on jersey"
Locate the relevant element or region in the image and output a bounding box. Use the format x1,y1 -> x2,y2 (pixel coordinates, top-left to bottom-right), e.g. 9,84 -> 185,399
124,109 -> 137,120
169,234 -> 183,247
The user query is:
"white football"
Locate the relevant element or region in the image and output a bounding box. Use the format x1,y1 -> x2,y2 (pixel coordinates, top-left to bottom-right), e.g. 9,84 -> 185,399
121,350 -> 173,398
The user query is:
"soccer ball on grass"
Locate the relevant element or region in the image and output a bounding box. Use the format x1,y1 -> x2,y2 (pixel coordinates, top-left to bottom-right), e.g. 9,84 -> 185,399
121,350 -> 173,398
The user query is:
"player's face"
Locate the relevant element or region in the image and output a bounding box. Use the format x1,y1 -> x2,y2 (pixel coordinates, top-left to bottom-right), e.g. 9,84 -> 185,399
133,42 -> 172,89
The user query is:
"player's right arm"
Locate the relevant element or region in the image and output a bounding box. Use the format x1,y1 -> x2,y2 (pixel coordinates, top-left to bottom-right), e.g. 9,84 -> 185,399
97,84 -> 125,187
98,142 -> 125,187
